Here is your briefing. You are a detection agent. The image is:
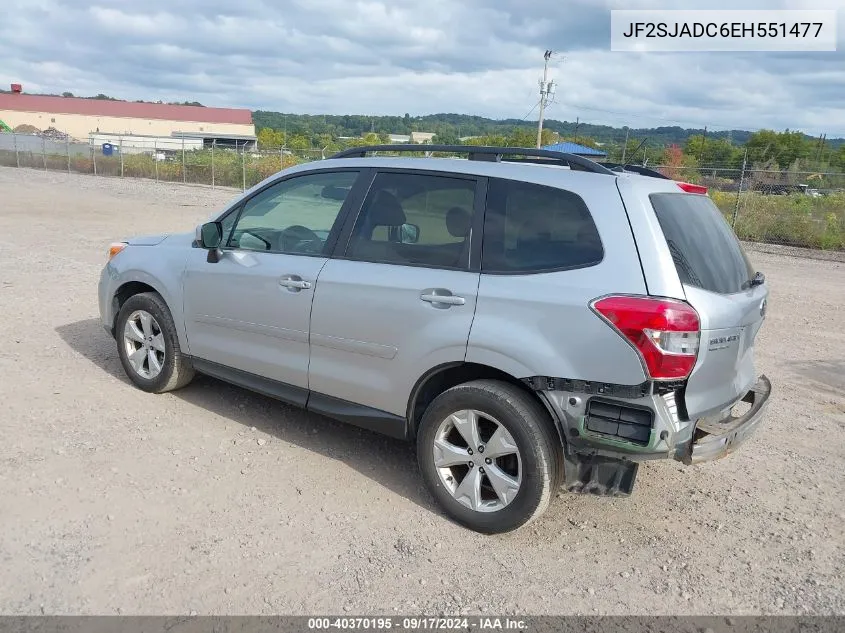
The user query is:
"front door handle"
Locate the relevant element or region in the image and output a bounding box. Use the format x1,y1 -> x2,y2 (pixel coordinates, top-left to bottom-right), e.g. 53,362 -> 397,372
420,289 -> 466,308
279,275 -> 312,291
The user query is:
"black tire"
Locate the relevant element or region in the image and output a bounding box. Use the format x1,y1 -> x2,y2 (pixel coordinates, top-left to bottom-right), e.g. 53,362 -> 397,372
416,379 -> 562,534
115,292 -> 195,393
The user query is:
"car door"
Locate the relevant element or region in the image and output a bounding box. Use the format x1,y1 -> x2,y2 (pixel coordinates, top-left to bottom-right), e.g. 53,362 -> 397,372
182,169 -> 364,401
308,170 -> 483,426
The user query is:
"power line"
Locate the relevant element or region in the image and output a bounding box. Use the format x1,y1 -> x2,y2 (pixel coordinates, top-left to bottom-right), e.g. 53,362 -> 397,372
519,99 -> 541,122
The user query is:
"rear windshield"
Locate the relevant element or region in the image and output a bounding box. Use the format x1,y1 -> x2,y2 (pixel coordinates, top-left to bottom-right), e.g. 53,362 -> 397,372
650,193 -> 755,295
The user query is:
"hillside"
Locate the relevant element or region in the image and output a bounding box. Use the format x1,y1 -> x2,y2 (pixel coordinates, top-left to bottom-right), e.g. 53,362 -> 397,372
4,88 -> 841,150
252,111 -> 843,149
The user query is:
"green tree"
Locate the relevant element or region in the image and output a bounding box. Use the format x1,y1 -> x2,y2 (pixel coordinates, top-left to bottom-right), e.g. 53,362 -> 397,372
509,128 -> 536,148
358,132 -> 383,146
257,127 -> 284,149
833,145 -> 845,170
563,135 -> 598,149
464,134 -> 509,147
745,130 -> 811,168
287,134 -> 310,151
315,133 -> 335,150
612,137 -> 647,163
685,135 -> 743,167
432,129 -> 458,145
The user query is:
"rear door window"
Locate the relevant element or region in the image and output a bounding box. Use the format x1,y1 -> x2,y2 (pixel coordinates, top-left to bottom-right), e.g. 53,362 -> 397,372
481,178 -> 603,273
650,193 -> 755,295
345,171 -> 476,269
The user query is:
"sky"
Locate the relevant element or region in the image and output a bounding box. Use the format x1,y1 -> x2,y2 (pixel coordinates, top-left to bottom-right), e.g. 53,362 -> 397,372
1,0 -> 843,136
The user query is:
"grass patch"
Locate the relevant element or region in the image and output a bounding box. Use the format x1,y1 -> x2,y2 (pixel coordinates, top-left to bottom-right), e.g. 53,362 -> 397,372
711,190 -> 844,250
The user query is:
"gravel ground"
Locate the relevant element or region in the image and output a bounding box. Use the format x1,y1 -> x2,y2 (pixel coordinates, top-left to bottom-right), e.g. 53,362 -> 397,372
0,167 -> 843,616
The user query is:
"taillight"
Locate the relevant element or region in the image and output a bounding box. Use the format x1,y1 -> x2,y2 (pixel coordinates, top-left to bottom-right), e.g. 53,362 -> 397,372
591,295 -> 700,380
677,182 -> 708,195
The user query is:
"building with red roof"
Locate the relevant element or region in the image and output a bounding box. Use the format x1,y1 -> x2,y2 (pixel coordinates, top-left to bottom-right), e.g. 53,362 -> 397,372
0,86 -> 256,146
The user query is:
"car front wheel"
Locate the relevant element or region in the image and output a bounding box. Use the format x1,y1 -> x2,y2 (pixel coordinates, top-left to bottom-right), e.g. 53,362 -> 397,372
416,380 -> 561,534
116,292 -> 194,393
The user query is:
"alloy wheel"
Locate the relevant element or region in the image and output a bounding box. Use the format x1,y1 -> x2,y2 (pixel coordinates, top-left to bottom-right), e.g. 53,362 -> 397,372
122,310 -> 166,380
432,409 -> 522,513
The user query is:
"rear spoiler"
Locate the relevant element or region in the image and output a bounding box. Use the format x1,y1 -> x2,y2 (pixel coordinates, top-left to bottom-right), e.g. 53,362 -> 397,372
598,162 -> 708,195
676,182 -> 708,195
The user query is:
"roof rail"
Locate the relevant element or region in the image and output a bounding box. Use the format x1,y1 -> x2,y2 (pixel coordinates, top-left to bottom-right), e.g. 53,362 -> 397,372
328,144 -> 615,175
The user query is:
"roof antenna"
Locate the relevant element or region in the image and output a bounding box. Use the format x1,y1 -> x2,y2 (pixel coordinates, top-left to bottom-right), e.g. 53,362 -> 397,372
623,137 -> 649,169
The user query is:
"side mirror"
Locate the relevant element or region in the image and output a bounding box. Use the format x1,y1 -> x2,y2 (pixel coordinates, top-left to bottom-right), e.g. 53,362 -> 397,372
399,223 -> 420,244
199,222 -> 223,263
200,222 -> 223,248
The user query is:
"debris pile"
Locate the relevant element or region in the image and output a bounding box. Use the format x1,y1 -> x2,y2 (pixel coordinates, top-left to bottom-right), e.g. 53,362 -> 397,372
40,126 -> 70,141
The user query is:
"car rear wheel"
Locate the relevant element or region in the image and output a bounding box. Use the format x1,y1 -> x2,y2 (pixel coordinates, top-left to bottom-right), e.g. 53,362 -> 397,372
416,380 -> 561,534
116,292 -> 194,393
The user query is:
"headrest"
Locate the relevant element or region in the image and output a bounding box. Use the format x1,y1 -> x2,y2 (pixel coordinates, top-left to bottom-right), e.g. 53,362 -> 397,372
446,206 -> 471,238
366,191 -> 406,226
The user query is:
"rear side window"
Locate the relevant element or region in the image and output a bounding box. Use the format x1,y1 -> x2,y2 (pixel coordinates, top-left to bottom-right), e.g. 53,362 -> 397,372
481,178 -> 603,273
650,193 -> 755,295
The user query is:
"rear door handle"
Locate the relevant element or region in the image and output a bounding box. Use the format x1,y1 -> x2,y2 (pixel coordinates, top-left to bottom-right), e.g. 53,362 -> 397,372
279,275 -> 312,291
420,289 -> 466,307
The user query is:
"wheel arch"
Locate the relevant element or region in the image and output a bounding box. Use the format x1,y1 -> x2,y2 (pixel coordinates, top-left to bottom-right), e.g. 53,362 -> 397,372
111,279 -> 165,332
113,284 -> 196,393
406,361 -> 565,446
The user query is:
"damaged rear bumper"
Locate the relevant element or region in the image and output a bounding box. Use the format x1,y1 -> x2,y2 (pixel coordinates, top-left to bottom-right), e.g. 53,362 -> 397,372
684,375 -> 772,465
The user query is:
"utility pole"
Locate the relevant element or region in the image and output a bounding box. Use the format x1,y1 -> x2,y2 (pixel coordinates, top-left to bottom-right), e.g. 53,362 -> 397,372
815,133 -> 826,162
732,148 -> 748,228
536,50 -> 556,149
621,127 -> 630,163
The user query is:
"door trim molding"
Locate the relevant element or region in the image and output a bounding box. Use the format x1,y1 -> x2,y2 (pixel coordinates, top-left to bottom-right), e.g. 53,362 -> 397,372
310,332 -> 398,359
307,392 -> 408,440
192,357 -> 309,407
191,357 -> 408,439
194,315 -> 309,344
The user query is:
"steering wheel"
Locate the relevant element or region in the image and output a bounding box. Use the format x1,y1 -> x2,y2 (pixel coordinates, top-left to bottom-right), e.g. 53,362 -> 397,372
278,225 -> 323,253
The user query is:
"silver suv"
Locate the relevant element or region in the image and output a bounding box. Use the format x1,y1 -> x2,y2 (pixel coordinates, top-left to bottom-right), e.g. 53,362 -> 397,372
98,145 -> 771,534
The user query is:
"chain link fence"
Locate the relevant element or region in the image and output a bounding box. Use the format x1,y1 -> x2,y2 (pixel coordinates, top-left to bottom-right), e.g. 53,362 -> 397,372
647,164 -> 844,250
1,131 -> 843,250
0,132 -> 326,191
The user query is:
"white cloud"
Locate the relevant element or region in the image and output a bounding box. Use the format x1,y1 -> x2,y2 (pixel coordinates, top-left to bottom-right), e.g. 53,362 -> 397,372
0,0 -> 842,136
